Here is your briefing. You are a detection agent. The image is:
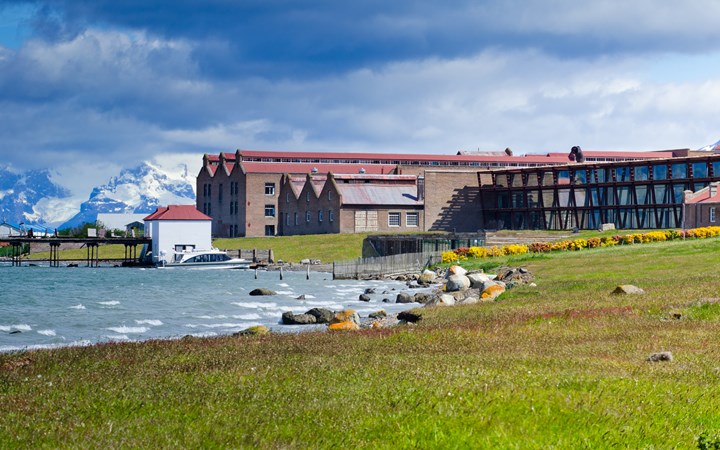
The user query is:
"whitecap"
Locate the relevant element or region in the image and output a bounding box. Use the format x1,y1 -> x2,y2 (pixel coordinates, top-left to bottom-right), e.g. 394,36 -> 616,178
193,322 -> 250,329
187,331 -> 217,338
69,304 -> 86,310
231,313 -> 262,320
232,302 -> 278,308
276,290 -> 295,295
278,283 -> 290,287
97,301 -> 120,306
106,326 -> 148,334
135,320 -> 163,326
0,324 -> 32,333
37,329 -> 56,336
196,315 -> 228,320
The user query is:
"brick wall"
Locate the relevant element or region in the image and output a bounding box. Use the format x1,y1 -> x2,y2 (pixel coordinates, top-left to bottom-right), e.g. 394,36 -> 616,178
423,170 -> 482,232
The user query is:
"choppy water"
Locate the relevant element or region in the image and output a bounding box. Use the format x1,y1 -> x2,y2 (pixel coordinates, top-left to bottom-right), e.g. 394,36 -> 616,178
0,264 -> 424,353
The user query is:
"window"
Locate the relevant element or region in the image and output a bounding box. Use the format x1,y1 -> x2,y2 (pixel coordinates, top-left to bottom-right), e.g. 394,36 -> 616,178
264,205 -> 275,217
306,191 -> 310,202
305,211 -> 311,222
329,209 -> 334,222
286,192 -> 290,203
230,201 -> 234,215
219,184 -> 223,203
388,212 -> 401,227
711,207 -> 716,223
265,225 -> 275,236
294,212 -> 298,225
265,183 -> 276,196
286,213 -> 290,226
406,212 -> 419,227
328,190 -> 333,200
318,210 -> 323,222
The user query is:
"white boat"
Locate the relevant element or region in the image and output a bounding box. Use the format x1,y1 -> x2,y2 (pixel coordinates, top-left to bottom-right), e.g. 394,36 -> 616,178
162,248 -> 251,269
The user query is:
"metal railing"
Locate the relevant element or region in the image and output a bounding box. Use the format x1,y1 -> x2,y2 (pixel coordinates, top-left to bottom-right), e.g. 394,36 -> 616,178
332,251 -> 442,280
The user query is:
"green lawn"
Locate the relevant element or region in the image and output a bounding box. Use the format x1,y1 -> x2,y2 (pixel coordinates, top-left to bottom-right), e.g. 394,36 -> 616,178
4,237 -> 720,447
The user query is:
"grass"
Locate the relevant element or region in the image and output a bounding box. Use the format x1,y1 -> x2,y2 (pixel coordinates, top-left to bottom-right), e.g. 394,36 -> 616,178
5,238 -> 720,447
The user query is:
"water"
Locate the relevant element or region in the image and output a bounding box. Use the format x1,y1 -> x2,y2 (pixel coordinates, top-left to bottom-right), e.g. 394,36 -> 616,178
0,264 -> 426,353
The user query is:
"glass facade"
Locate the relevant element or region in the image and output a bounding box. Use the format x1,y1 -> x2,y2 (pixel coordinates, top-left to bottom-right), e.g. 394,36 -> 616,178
480,156 -> 720,230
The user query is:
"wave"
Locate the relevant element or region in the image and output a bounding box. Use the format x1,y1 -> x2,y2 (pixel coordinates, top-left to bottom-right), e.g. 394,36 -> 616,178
0,324 -> 32,333
135,320 -> 163,326
37,329 -> 56,336
232,302 -> 278,308
106,326 -> 149,334
69,304 -> 86,310
97,301 -> 120,306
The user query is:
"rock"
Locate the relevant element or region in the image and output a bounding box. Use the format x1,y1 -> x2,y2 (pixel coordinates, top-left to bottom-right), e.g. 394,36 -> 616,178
328,321 -> 360,331
647,351 -> 673,362
364,288 -> 376,294
234,325 -> 270,336
425,293 -> 457,307
413,292 -> 432,304
300,258 -> 311,264
612,285 -> 645,295
467,273 -> 492,289
9,330 -> 21,334
446,265 -> 468,277
250,288 -> 277,296
305,308 -> 334,324
396,292 -> 415,303
460,296 -> 480,305
382,298 -> 391,303
296,294 -> 306,300
281,311 -> 317,325
368,310 -> 387,319
480,284 -> 506,301
398,310 -> 422,323
359,294 -> 371,302
445,274 -> 471,292
331,309 -> 360,325
418,269 -> 437,285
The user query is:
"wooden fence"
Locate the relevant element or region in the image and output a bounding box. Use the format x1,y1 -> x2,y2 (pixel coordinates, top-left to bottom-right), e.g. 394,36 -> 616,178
332,251 -> 442,280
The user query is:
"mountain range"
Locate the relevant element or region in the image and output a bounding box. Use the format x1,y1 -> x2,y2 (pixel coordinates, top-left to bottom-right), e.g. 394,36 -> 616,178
0,162 -> 196,230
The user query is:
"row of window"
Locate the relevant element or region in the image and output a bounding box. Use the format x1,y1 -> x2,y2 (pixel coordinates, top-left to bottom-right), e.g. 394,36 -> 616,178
495,161 -> 720,188
285,210 -> 335,226
389,212 -> 419,227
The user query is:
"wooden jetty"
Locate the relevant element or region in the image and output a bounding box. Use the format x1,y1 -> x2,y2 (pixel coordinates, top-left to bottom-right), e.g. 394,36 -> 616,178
0,236 -> 152,267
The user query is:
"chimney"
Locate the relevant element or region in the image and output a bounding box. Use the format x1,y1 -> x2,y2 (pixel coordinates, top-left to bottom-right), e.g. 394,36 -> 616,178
417,176 -> 425,201
710,182 -> 718,198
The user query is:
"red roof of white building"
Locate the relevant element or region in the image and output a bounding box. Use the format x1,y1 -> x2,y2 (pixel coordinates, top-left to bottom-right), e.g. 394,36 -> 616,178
242,162 -> 396,174
144,205 -> 211,221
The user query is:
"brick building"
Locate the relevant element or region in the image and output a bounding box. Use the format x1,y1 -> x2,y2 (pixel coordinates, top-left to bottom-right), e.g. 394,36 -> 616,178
682,182 -> 720,228
279,173 -> 424,235
197,148 -> 694,237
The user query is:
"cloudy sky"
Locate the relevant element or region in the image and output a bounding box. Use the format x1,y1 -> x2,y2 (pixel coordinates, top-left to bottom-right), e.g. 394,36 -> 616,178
2,0 -> 720,194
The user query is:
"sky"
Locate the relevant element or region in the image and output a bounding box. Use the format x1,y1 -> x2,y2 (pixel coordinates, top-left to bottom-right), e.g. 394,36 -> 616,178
2,0 -> 720,196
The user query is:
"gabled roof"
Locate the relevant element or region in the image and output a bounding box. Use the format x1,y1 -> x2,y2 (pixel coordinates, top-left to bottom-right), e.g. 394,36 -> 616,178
144,205 -> 211,221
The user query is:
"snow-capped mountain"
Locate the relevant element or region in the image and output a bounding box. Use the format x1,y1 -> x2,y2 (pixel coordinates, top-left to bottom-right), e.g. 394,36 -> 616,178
59,162 -> 196,229
698,139 -> 720,152
0,165 -> 71,226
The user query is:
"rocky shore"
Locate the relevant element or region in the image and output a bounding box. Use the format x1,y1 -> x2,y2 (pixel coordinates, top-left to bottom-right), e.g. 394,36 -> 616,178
238,264 -> 536,336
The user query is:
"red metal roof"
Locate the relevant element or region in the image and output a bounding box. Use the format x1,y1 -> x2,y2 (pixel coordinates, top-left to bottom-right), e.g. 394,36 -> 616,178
144,205 -> 211,221
686,190 -> 720,204
241,162 -> 396,174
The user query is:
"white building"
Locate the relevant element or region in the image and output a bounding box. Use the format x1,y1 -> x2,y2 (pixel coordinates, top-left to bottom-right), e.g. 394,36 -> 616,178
144,205 -> 212,265
0,222 -> 21,238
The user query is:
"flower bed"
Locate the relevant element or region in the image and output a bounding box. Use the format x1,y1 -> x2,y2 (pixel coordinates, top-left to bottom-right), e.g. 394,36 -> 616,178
441,227 -> 720,262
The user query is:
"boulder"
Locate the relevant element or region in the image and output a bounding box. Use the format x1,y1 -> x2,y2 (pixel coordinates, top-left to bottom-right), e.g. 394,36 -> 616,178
249,288 -> 277,296
398,310 -> 422,323
446,265 -> 468,277
328,321 -> 360,331
413,292 -> 432,304
364,288 -> 377,294
459,296 -> 480,305
368,310 -> 387,320
296,294 -> 306,300
396,292 -> 415,303
480,284 -> 506,301
445,274 -> 471,292
359,294 -> 371,302
305,308 -> 334,324
612,285 -> 645,295
281,311 -> 317,325
467,272 -> 492,289
234,325 -> 270,336
331,309 -> 360,325
418,269 -> 437,285
495,267 -> 534,286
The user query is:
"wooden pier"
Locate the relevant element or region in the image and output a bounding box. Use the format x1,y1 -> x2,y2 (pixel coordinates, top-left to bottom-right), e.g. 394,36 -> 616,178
1,236 -> 152,267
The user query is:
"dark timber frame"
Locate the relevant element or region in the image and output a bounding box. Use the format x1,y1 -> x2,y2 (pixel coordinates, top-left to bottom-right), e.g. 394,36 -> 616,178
478,155 -> 720,230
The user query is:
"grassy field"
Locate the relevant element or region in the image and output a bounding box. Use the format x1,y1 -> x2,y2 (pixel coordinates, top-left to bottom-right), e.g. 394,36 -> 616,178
4,237 -> 720,447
